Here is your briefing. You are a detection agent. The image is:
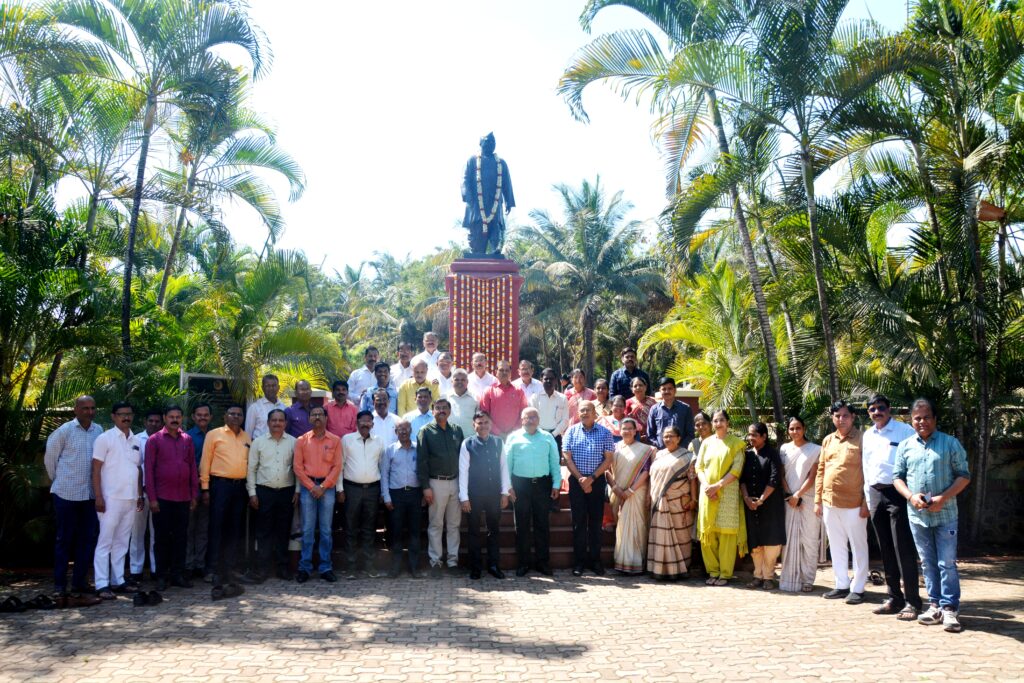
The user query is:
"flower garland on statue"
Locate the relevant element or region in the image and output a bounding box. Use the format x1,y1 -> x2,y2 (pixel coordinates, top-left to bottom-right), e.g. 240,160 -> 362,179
475,154 -> 503,235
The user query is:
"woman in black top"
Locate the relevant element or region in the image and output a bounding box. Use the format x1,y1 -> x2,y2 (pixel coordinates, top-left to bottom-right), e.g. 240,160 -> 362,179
740,422 -> 786,589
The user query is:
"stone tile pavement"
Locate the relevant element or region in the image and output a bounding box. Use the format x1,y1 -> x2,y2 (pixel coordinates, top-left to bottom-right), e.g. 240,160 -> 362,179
1,560 -> 1021,682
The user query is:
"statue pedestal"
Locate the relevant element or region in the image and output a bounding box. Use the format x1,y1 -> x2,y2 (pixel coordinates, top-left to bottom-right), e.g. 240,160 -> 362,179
445,259 -> 524,370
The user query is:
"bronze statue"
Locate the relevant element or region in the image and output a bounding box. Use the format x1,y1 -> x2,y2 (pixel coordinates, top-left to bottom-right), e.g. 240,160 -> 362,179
461,132 -> 515,257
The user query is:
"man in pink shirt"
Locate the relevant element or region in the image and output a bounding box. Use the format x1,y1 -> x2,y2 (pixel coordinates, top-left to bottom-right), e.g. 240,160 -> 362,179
479,360 -> 527,438
293,406 -> 343,583
326,379 -> 357,439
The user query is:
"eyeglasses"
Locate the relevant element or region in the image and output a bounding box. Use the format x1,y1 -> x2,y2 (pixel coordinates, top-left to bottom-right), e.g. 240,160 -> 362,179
868,406 -> 889,413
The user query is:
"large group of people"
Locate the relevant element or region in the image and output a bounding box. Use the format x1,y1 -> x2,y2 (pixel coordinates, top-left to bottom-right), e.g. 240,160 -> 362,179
40,337 -> 971,633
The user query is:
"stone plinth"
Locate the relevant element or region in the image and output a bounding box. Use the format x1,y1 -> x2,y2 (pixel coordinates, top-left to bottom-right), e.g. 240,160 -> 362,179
445,259 -> 524,370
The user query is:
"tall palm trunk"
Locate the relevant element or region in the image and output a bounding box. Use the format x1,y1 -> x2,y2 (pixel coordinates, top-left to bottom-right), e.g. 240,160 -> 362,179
581,307 -> 596,382
121,91 -> 157,358
754,214 -> 798,367
707,90 -> 785,424
799,141 -> 841,401
157,163 -> 197,307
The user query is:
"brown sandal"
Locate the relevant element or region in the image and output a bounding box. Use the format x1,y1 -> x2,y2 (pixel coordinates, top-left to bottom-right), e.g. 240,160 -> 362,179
897,605 -> 919,621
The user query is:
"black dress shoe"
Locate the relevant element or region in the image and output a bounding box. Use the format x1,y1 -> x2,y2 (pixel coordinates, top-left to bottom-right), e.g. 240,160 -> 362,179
409,569 -> 423,579
154,578 -> 168,592
536,562 -> 553,576
237,572 -> 260,585
296,570 -> 310,583
387,567 -> 401,579
591,563 -> 606,576
572,566 -> 584,577
320,571 -> 338,583
823,588 -> 850,599
488,566 -> 505,579
516,566 -> 530,577
470,569 -> 482,580
170,576 -> 194,589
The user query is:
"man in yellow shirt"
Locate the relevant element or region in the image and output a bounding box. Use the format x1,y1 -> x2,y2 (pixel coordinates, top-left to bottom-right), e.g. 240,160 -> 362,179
200,403 -> 251,592
397,359 -> 440,416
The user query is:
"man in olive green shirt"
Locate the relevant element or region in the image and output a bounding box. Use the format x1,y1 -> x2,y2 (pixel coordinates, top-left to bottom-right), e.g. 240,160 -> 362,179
416,398 -> 465,574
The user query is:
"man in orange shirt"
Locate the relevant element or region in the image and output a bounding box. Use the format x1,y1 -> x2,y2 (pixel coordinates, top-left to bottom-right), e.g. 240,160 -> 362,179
293,405 -> 343,583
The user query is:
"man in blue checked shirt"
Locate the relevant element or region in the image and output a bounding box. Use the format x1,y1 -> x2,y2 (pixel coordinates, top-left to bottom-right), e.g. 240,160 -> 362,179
380,420 -> 423,578
44,396 -> 103,602
562,400 -> 616,577
893,397 -> 971,634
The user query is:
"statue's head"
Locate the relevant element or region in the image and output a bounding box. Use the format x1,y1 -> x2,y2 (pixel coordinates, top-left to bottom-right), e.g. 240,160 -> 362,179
479,132 -> 496,155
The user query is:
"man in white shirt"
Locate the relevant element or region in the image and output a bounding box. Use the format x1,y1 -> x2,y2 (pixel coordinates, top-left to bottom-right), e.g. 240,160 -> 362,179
245,373 -> 287,439
458,412 -> 512,579
129,409 -> 161,581
530,368 -> 570,446
347,346 -> 380,401
512,360 -> 543,403
468,352 -> 498,401
862,393 -> 921,619
412,331 -> 442,369
447,369 -> 478,437
369,389 -> 400,449
428,352 -> 455,397
390,342 -> 415,390
92,402 -> 144,597
341,411 -> 385,578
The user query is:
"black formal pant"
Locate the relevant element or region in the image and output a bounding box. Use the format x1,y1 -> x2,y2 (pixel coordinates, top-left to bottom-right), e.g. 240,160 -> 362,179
52,495 -> 98,592
871,484 -> 923,609
568,474 -> 606,567
153,499 -> 189,580
512,474 -> 552,567
344,480 -> 380,570
255,485 -> 294,574
467,496 -> 501,570
207,476 -> 247,580
388,487 -> 422,571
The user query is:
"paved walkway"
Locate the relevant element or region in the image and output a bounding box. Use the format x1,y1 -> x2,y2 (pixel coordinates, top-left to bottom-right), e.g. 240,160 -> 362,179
1,560 -> 1022,682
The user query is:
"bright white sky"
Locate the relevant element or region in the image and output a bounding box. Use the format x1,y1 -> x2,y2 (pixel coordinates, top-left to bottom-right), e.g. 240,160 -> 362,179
222,0 -> 909,273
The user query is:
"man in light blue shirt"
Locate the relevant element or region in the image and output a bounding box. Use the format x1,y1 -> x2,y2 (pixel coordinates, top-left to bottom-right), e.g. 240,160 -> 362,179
380,421 -> 422,578
505,407 -> 561,576
861,393 -> 921,619
894,398 -> 971,633
403,387 -> 435,442
43,396 -> 103,598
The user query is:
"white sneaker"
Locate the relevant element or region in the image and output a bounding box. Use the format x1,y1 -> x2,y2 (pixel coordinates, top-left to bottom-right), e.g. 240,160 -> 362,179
918,604 -> 943,625
942,608 -> 962,633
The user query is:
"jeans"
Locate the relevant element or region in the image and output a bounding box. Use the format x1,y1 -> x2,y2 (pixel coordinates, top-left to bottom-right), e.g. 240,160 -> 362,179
52,495 -> 98,593
153,500 -> 190,581
299,485 -> 336,574
568,474 -> 606,567
910,519 -> 961,611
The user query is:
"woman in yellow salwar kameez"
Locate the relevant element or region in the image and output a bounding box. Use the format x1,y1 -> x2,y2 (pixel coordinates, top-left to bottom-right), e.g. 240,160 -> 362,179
696,409 -> 748,585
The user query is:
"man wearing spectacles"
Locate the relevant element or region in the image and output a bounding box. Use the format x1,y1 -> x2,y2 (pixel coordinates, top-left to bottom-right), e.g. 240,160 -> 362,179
862,394 -> 921,621
199,403 -> 251,593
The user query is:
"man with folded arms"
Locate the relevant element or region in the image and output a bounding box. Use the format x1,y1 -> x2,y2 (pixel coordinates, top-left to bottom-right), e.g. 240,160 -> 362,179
862,393 -> 921,620
145,405 -> 199,591
340,410 -> 384,579
505,407 -> 561,576
200,403 -> 251,590
418,398 -> 465,575
479,360 -> 527,439
815,400 -> 869,605
380,420 -> 423,578
459,411 -> 511,580
245,409 -> 297,582
92,402 -> 144,599
293,405 -> 342,583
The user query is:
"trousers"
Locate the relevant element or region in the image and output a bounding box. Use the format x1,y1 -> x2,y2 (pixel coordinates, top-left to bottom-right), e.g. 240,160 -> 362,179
186,500 -> 209,573
751,544 -> 782,580
94,498 -> 135,589
512,474 -> 552,567
466,496 -> 501,570
343,481 -> 379,570
910,519 -> 961,611
388,487 -> 423,571
299,484 -> 336,573
207,476 -> 247,580
128,496 -> 155,575
52,495 -> 98,592
568,474 -> 606,567
823,504 -> 869,593
153,499 -> 190,581
427,477 -> 461,567
255,485 -> 294,573
870,485 -> 922,608
701,531 -> 738,579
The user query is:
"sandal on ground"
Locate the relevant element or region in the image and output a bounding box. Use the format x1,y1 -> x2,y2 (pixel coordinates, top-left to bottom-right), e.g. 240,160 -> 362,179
713,578 -> 728,586
763,579 -> 776,590
705,577 -> 717,586
801,584 -> 814,592
96,589 -> 116,600
210,586 -> 227,601
25,594 -> 57,610
869,570 -> 885,586
0,596 -> 26,613
897,605 -> 919,621
747,578 -> 764,589
223,584 -> 245,599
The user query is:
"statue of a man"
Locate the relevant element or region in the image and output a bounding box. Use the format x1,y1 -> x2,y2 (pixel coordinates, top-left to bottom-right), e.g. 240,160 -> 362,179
461,132 -> 515,257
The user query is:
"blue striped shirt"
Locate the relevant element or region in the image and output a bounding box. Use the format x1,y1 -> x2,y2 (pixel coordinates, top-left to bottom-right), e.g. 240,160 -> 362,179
894,430 -> 970,528
44,419 -> 103,501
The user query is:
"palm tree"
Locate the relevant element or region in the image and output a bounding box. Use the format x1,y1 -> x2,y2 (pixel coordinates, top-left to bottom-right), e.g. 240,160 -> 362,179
517,177 -> 665,380
52,0 -> 269,358
155,67 -> 305,306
